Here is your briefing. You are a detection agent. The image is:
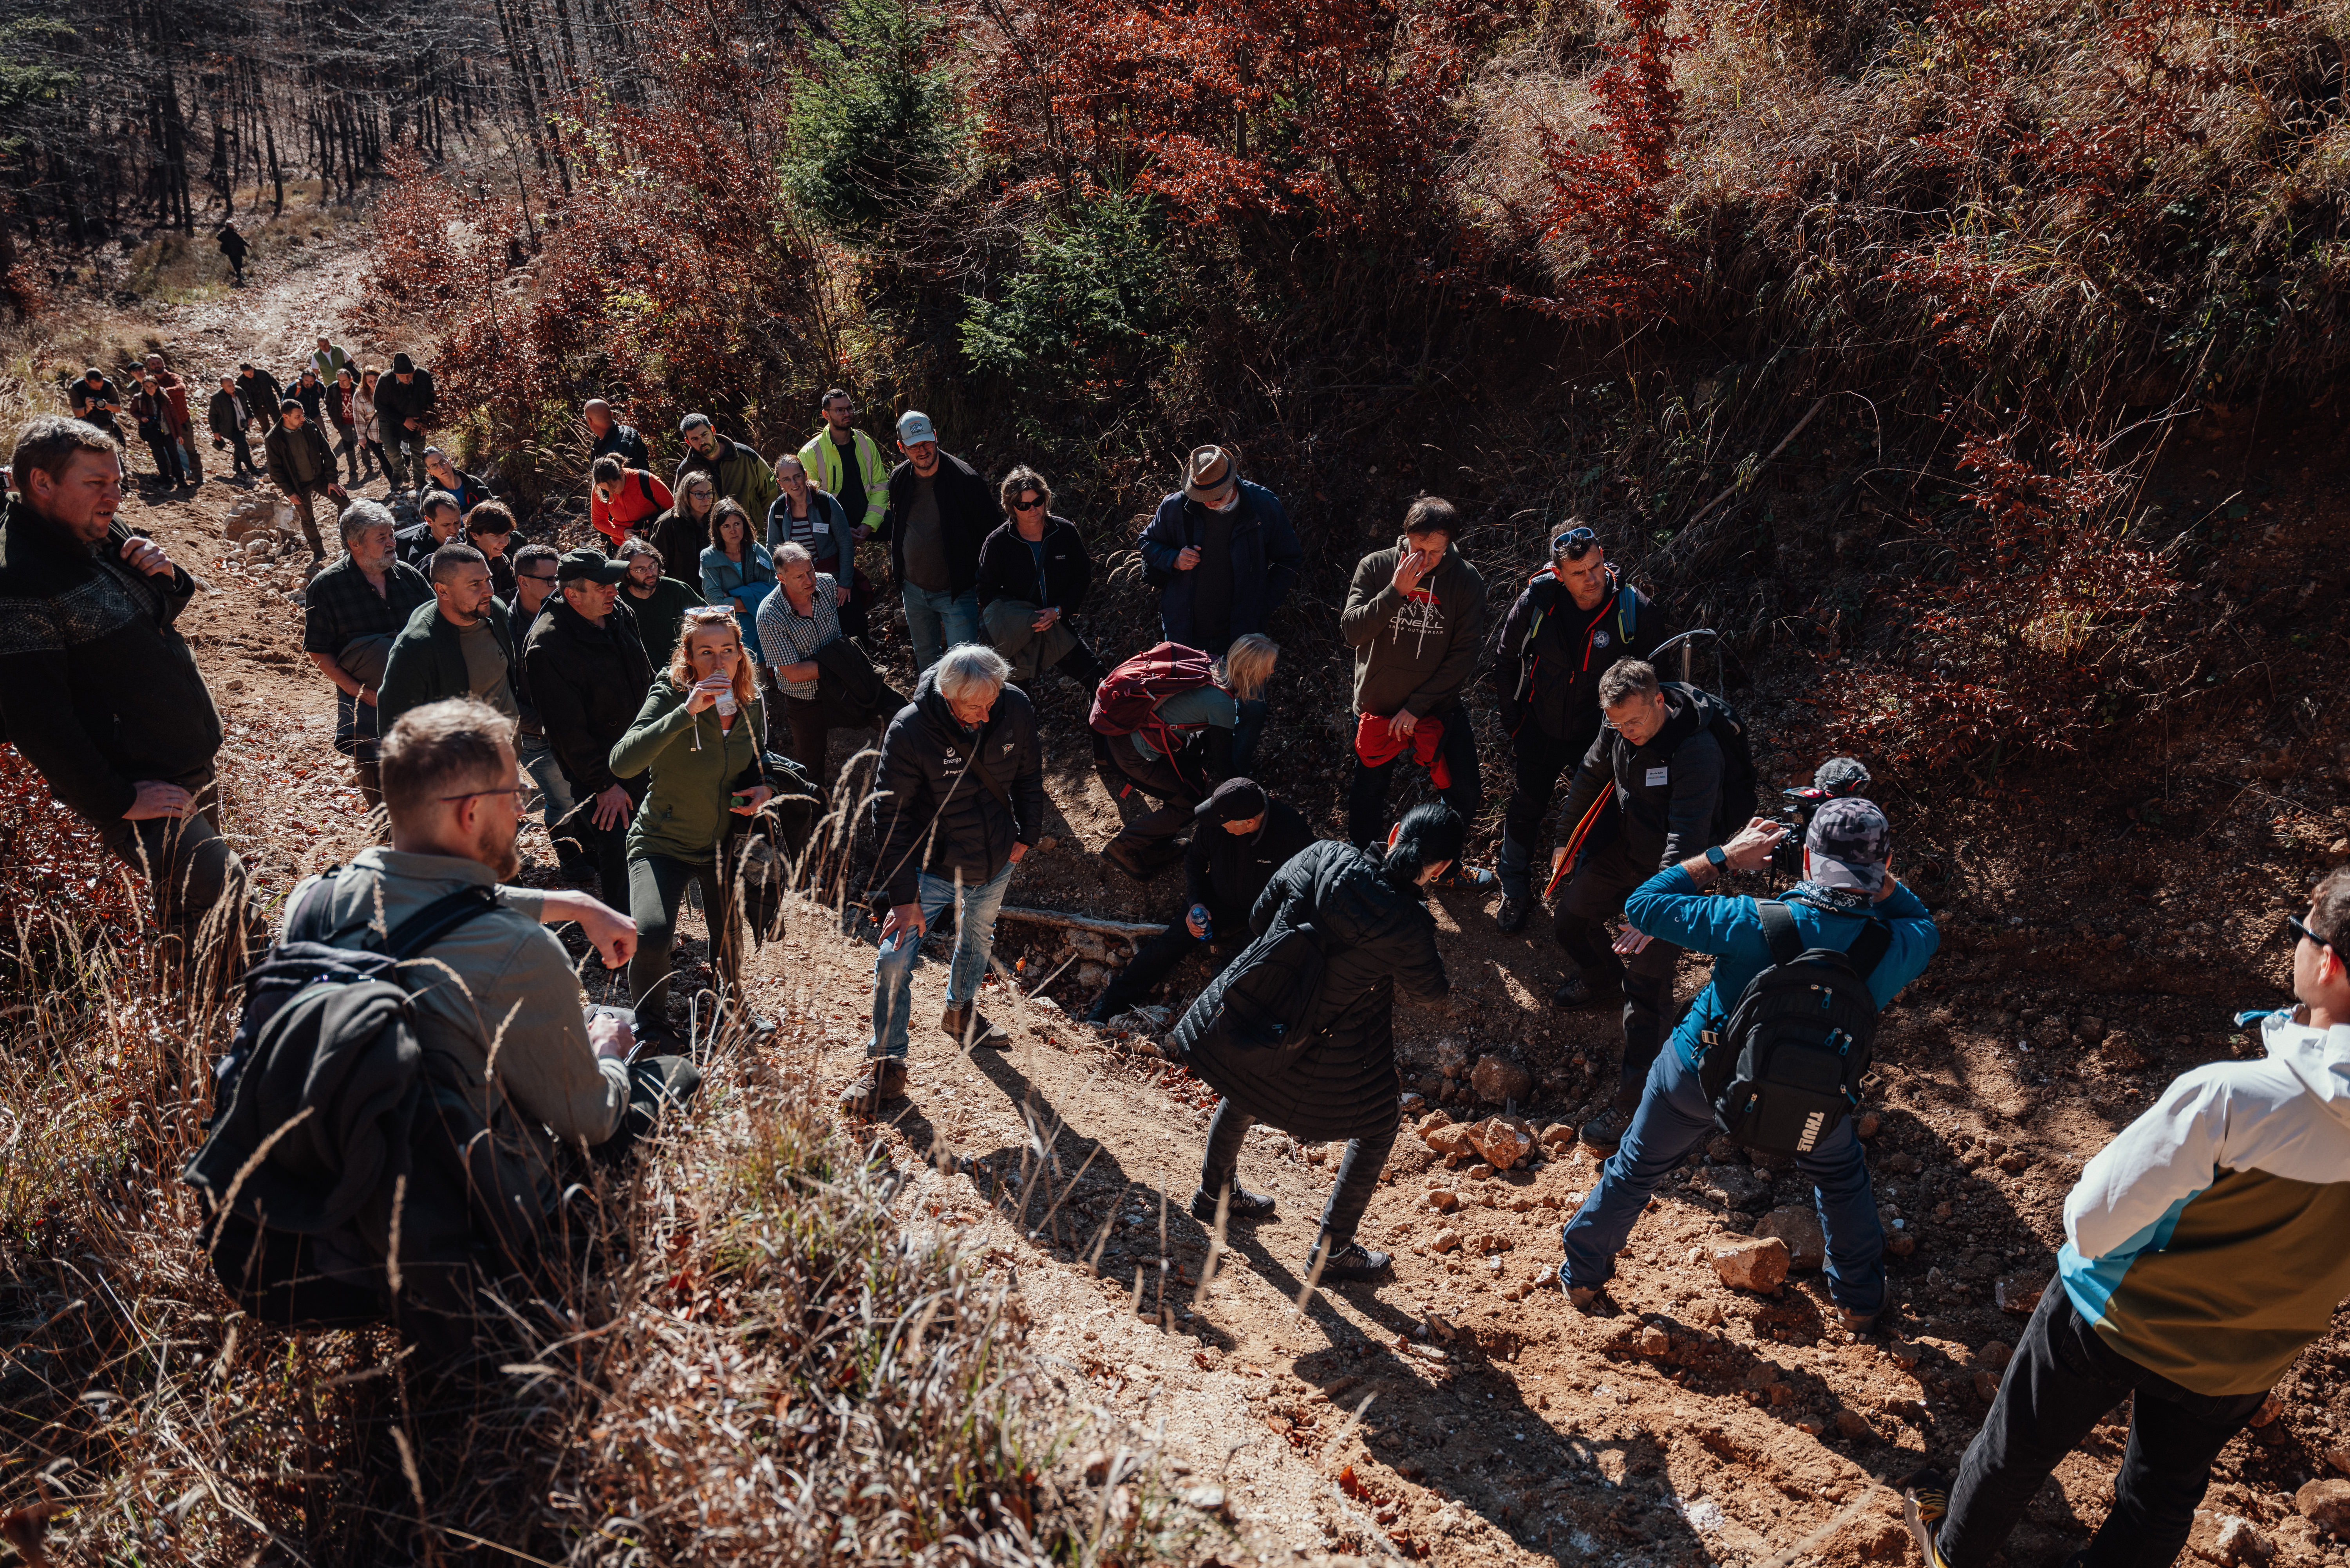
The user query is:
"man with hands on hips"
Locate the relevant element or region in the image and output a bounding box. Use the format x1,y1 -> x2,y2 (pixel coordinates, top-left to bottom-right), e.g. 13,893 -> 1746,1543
1556,799 -> 1940,1334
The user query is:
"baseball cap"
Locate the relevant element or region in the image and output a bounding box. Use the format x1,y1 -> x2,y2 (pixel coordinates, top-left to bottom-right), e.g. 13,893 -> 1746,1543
1196,777 -> 1269,825
556,545 -> 629,585
1805,797 -> 1891,892
896,410 -> 937,445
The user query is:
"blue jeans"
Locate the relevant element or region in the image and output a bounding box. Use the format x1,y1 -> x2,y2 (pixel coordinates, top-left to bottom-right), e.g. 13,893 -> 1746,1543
1558,1045 -> 1886,1317
516,730 -> 577,843
870,861 -> 1014,1060
900,583 -> 979,676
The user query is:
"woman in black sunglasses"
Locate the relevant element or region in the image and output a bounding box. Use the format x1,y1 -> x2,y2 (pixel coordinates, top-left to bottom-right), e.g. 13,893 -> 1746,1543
974,464 -> 1108,692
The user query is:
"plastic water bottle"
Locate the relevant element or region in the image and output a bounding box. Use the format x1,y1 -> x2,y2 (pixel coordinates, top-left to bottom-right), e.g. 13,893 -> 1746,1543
1191,904 -> 1212,940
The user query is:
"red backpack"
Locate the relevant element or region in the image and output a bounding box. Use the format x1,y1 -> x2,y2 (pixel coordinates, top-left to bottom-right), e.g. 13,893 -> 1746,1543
1089,641 -> 1220,760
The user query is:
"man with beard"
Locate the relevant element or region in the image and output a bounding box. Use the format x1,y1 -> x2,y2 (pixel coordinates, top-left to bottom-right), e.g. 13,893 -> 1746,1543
376,544 -> 517,733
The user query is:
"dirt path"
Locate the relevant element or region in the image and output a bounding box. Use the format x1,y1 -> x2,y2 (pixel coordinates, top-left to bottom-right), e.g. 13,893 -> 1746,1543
100,229 -> 2350,1568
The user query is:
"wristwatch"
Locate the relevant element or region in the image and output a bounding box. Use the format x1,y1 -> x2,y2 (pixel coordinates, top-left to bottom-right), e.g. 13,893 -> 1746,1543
1705,845 -> 1728,869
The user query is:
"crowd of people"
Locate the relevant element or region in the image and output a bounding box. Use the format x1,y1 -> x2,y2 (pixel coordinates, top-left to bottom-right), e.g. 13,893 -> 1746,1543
3,354 -> 2342,1567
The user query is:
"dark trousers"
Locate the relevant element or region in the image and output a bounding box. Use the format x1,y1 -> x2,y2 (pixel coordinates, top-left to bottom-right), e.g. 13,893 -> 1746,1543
1231,698 -> 1269,777
331,426 -> 360,484
144,431 -> 189,484
1554,830 -> 1681,1113
363,439 -> 388,479
1093,918 -> 1242,1018
1108,742 -> 1207,851
1347,710 -> 1482,849
1941,1279 -> 2265,1568
1498,724 -> 1584,899
625,851 -> 740,1032
222,427 -> 258,475
777,690 -> 881,789
1199,1100 -> 1398,1247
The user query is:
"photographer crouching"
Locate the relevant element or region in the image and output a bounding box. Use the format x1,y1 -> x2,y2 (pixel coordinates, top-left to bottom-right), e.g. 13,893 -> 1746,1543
1556,798 -> 1939,1333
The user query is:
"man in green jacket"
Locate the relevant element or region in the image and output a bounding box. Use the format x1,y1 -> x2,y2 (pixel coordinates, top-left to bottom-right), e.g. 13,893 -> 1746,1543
673,412 -> 779,524
796,388 -> 888,542
378,543 -> 517,734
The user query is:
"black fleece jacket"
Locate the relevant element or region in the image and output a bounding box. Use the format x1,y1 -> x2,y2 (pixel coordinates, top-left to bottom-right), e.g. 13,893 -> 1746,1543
1184,798 -> 1316,919
1551,683 -> 1725,870
522,595 -> 653,797
872,667 -> 1044,905
0,496 -> 222,825
974,515 -> 1092,616
879,452 -> 995,597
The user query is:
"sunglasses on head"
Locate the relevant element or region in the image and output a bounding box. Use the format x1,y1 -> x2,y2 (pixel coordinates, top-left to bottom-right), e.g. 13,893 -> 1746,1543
1552,525 -> 1600,559
2290,914 -> 2338,952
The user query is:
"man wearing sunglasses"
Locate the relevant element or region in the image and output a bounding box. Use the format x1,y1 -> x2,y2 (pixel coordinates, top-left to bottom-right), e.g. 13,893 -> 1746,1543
1906,870 -> 2350,1568
1486,522 -> 1671,932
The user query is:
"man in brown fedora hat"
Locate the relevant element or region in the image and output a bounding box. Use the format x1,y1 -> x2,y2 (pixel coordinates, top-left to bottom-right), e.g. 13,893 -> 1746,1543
1137,445 -> 1302,775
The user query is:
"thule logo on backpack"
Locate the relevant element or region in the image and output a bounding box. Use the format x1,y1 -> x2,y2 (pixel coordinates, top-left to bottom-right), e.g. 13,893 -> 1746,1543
1796,1111 -> 1825,1152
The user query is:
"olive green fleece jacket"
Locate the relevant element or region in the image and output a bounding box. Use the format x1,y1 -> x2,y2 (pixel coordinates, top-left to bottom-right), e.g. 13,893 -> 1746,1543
608,673 -> 768,863
1339,536 -> 1488,718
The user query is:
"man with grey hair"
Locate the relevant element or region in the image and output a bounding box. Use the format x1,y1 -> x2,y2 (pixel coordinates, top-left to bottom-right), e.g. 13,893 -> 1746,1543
303,497 -> 434,813
672,412 -> 778,522
851,643 -> 1045,1110
2,414 -> 247,981
1546,656 -> 1729,1154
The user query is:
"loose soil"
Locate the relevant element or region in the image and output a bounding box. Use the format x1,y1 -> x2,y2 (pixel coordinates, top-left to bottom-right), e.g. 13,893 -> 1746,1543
82,230 -> 2350,1566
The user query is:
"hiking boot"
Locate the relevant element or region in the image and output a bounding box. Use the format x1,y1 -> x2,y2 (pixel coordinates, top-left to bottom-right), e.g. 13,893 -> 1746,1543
1189,1186 -> 1276,1223
1837,1303 -> 1884,1338
1580,1104 -> 1630,1154
840,1057 -> 910,1115
1083,994 -> 1123,1026
1551,971 -> 1622,1008
1564,1279 -> 1604,1309
1312,1240 -> 1391,1282
941,1004 -> 1006,1048
1902,1470 -> 1954,1568
1495,895 -> 1530,934
1101,838 -> 1158,882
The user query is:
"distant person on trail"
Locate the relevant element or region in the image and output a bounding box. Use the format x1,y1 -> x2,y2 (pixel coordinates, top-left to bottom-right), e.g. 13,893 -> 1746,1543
68,367 -> 124,438
263,400 -> 347,561
0,415 -> 246,982
329,367 -> 362,487
765,452 -> 867,641
131,375 -> 193,488
1137,445 -> 1302,768
1486,522 -> 1671,933
1546,657 -> 1728,1154
291,367 -> 329,430
880,410 -> 994,676
797,387 -> 888,544
235,361 -> 284,435
376,543 -> 518,736
353,366 -> 385,483
395,490 -> 462,573
506,541 -> 583,878
1340,495 -> 1488,852
372,352 -> 437,491
421,447 -> 494,518
590,453 -> 673,552
851,644 -> 1045,1111
672,412 -> 778,525
1083,775 -> 1314,1026
1902,866 -> 2350,1568
608,606 -> 775,1044
1168,803 -> 1463,1284
302,498 -> 433,812
141,354 -> 201,484
525,547 -> 654,906
975,464 -> 1104,694
215,222 -> 249,286
584,399 -> 651,472
615,537 -> 704,669
208,374 -> 260,480
309,334 -> 354,385
1555,801 -> 1937,1334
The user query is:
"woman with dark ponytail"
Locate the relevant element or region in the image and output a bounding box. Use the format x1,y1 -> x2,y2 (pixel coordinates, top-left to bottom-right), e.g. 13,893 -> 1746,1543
1168,803 -> 1462,1282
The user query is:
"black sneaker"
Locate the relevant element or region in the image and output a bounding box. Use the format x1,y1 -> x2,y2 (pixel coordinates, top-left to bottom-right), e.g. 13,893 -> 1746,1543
1313,1240 -> 1391,1281
1189,1186 -> 1276,1223
1902,1470 -> 1953,1568
1495,895 -> 1529,933
1580,1105 -> 1629,1154
1551,972 -> 1623,1008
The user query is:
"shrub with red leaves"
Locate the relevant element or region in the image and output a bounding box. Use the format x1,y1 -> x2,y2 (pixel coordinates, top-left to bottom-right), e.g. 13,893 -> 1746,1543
0,742 -> 144,966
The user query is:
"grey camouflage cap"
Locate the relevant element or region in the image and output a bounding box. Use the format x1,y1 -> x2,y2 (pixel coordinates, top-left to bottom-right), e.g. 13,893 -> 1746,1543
1806,795 -> 1890,891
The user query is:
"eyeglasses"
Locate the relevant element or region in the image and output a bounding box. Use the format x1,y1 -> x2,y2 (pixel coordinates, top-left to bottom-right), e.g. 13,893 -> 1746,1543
2290,914 -> 2337,953
1552,525 -> 1600,559
438,782 -> 528,804
1012,495 -> 1046,511
521,571 -> 560,584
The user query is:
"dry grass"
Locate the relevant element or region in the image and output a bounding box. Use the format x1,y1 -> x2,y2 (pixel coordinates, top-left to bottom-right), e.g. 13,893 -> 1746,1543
0,800 -> 1175,1564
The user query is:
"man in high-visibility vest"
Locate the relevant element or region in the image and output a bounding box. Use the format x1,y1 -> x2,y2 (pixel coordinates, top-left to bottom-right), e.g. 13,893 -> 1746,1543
795,388 -> 889,546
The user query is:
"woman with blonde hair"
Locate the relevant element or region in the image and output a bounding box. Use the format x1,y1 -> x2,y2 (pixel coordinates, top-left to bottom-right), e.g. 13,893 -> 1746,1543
609,605 -> 773,1041
1220,632 -> 1280,775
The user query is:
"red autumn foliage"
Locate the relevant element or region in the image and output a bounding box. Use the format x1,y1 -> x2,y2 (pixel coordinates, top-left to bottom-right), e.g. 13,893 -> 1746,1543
0,742 -> 144,966
1819,414 -> 2179,773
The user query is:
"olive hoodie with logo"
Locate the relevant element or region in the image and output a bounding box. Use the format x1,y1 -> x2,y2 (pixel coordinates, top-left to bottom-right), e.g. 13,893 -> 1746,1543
1339,535 -> 1488,720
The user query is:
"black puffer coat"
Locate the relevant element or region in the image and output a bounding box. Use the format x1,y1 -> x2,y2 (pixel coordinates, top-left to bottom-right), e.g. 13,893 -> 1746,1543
1173,840 -> 1448,1141
872,667 -> 1045,905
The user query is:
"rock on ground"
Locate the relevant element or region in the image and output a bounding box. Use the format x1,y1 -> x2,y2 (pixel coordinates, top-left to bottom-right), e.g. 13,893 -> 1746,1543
1755,1205 -> 1825,1271
1465,1115 -> 1535,1172
1469,1055 -> 1532,1105
1711,1235 -> 1790,1293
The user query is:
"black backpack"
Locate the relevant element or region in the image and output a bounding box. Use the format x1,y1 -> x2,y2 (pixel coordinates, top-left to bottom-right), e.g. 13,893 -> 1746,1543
183,871 -> 532,1336
1696,901 -> 1892,1156
1659,682 -> 1760,845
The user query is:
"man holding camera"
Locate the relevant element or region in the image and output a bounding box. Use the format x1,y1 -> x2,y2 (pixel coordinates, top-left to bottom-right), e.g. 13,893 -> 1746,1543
1488,523 -> 1671,933
1547,657 -> 1727,1151
1556,801 -> 1938,1329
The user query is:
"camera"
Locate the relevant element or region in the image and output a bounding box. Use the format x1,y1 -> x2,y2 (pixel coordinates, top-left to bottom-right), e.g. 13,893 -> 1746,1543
1773,757 -> 1871,877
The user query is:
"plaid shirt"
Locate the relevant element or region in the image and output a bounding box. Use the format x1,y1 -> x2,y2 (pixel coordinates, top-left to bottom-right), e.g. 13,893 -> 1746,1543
303,555 -> 433,747
754,573 -> 839,700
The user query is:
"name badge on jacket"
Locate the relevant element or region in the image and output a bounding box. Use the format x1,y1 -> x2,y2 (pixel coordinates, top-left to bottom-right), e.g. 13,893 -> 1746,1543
1645,767 -> 1669,787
